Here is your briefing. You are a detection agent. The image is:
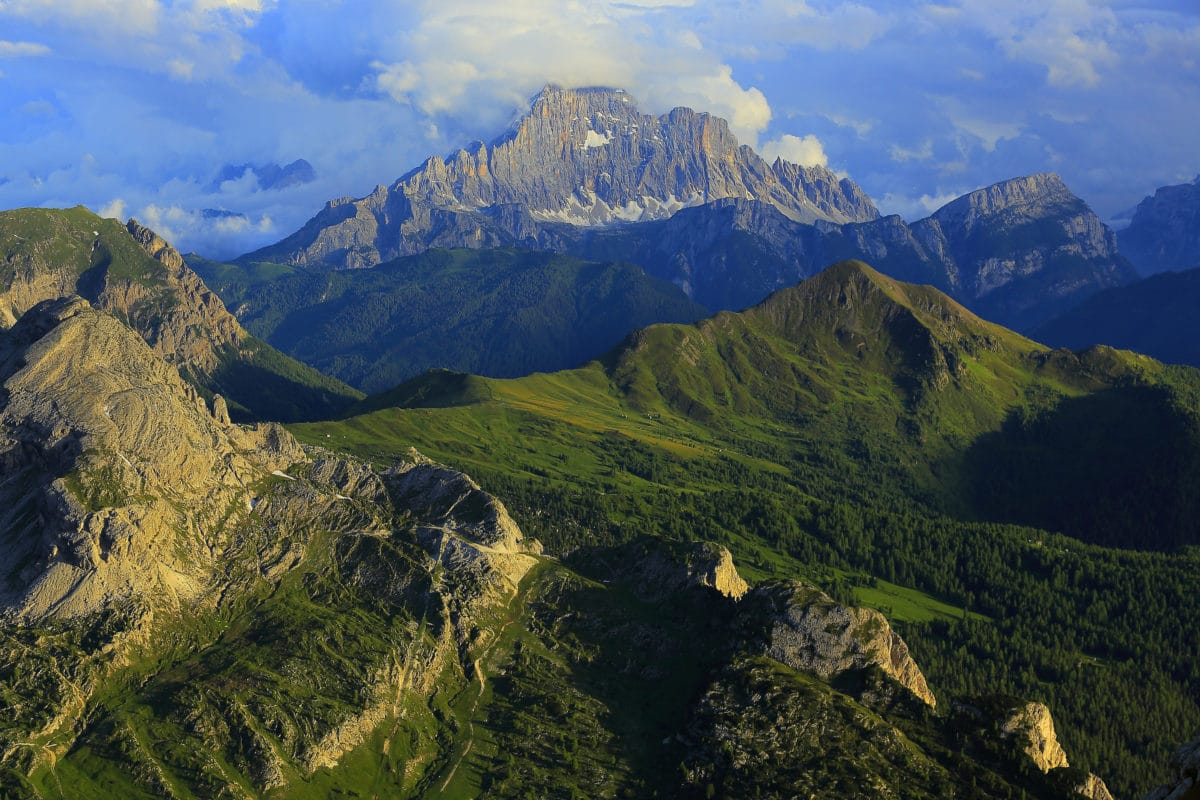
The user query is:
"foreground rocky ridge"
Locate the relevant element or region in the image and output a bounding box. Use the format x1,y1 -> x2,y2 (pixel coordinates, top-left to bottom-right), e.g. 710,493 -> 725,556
0,207 -> 360,420
0,307 -> 1113,798
0,296 -> 301,621
0,296 -> 546,794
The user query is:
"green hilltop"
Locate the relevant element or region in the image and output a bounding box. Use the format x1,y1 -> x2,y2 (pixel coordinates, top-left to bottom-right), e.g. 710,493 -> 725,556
189,247 -> 709,393
295,259 -> 1200,796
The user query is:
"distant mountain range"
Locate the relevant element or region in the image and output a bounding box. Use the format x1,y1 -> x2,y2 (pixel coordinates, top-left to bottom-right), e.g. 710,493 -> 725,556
242,85 -> 879,271
235,87 -> 1134,333
1118,175 -> 1200,275
1034,265 -> 1200,368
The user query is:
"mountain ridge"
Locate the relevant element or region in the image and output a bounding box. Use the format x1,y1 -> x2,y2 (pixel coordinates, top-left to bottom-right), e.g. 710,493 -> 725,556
241,85 -> 879,269
0,206 -> 361,421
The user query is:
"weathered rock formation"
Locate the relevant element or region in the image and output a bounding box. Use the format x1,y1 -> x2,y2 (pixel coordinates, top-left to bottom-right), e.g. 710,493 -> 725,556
243,85 -> 879,269
997,700 -> 1070,772
1120,175 -> 1200,275
574,173 -> 1133,329
0,207 -> 359,421
0,296 -> 302,621
745,581 -> 936,708
1073,771 -> 1116,800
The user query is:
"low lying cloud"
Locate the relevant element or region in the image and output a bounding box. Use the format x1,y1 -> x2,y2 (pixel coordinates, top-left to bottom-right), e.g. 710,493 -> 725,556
761,133 -> 828,168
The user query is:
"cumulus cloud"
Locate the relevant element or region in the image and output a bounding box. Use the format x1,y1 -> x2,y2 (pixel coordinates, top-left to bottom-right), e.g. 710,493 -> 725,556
97,198 -> 126,219
0,0 -> 1197,256
761,133 -> 828,168
890,140 -> 934,163
878,189 -> 965,221
355,0 -> 775,144
948,1 -> 1119,88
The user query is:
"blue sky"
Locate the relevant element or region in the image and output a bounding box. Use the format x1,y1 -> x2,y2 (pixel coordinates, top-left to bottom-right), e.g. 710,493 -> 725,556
1,0 -> 1197,258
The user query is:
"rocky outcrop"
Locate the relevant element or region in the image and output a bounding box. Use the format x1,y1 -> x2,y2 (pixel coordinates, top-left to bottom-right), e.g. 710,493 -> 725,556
1073,771 -> 1116,800
243,85 -> 879,269
1142,734 -> 1200,800
390,454 -> 543,614
0,297 -> 303,621
745,581 -> 936,708
0,207 -> 360,421
626,541 -> 750,600
1119,175 -> 1200,275
997,701 -> 1070,772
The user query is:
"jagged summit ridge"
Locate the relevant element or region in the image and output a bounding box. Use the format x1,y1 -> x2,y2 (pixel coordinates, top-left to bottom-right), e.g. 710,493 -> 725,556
245,85 -> 878,269
423,84 -> 878,226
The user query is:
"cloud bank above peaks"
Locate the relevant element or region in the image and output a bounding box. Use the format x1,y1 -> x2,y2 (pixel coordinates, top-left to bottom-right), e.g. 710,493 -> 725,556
0,1 -> 1196,256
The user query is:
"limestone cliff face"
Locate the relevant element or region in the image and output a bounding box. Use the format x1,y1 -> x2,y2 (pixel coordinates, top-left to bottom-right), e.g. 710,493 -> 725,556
1074,772 -> 1116,800
0,209 -> 242,374
245,85 -> 878,269
0,297 -> 302,621
0,302 -> 546,786
388,453 -> 543,637
0,207 -> 360,421
745,581 -> 936,708
996,701 -> 1070,772
1120,175 -> 1200,275
922,173 -> 1133,314
120,218 -> 246,376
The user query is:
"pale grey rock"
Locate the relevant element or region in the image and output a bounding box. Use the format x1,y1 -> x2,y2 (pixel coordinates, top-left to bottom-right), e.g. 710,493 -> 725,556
747,581 -> 936,708
1071,771 -> 1115,800
997,701 -> 1069,772
0,298 -> 303,621
245,85 -> 879,269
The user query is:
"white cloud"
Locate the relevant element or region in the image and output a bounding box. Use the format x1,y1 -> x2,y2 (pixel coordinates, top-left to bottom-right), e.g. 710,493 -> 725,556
167,59 -> 195,81
0,0 -> 162,36
0,39 -> 50,57
825,113 -> 874,138
97,198 -> 126,219
878,189 -> 964,221
359,0 -> 774,143
890,140 -> 934,163
950,1 -> 1119,88
761,133 -> 827,168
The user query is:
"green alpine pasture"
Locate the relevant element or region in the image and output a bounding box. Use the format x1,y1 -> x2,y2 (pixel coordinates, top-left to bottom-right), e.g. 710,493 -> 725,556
294,261 -> 1200,797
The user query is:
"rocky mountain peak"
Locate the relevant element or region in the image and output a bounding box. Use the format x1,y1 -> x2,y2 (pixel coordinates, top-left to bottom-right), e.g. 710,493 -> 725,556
243,86 -> 878,269
0,297 -> 303,621
1119,175 -> 1200,274
932,173 -> 1075,232
126,217 -> 185,273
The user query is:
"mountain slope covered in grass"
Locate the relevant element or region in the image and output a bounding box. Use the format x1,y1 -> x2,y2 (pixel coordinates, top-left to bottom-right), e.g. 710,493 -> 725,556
294,260 -> 1200,797
191,248 -> 708,393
